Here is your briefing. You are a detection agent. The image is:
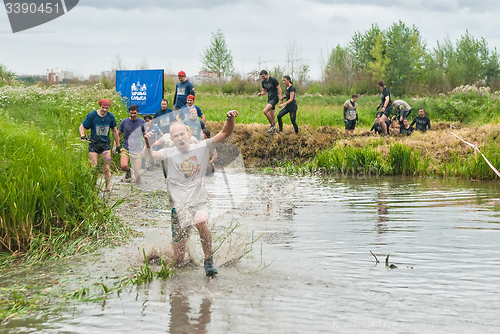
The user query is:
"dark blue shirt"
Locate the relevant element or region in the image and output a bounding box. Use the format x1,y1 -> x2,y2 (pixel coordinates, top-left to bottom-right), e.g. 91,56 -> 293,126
178,105 -> 203,122
153,108 -> 175,133
183,118 -> 206,140
81,110 -> 117,143
118,118 -> 147,153
173,80 -> 195,109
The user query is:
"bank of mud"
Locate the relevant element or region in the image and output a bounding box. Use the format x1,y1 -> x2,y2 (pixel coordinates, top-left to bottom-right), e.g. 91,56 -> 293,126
207,121 -> 500,175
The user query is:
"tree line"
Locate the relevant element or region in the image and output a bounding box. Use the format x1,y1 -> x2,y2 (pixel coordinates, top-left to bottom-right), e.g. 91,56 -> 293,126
321,21 -> 500,96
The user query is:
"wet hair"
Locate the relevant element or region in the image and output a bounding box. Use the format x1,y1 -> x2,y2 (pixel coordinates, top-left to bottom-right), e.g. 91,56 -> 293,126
283,75 -> 293,84
170,121 -> 189,133
378,80 -> 385,87
161,98 -> 169,104
202,128 -> 211,138
419,108 -> 425,112
352,93 -> 359,99
129,104 -> 139,112
260,70 -> 268,75
143,115 -> 152,121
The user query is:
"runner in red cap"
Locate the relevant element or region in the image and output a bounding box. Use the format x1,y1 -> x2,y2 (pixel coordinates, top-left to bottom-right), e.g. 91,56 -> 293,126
98,99 -> 111,107
178,94 -> 206,122
173,71 -> 195,111
79,99 -> 120,191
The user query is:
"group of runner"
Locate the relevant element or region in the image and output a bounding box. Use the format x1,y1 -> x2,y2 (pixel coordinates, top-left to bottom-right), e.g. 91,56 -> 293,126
79,72 -> 433,277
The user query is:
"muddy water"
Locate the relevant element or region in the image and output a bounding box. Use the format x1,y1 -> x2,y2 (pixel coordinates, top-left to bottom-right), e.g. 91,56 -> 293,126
4,173 -> 500,334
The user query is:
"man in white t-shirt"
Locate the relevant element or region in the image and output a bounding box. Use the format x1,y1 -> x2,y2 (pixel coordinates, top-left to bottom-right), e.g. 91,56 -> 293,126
142,109 -> 238,276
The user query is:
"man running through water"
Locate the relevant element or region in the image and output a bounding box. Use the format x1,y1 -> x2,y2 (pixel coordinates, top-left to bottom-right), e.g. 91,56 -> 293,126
410,108 -> 432,132
376,80 -> 392,135
79,99 -> 120,191
257,70 -> 282,134
142,109 -> 239,276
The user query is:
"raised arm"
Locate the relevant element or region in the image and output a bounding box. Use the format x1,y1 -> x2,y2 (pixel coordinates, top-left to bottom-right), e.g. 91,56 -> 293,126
213,110 -> 238,144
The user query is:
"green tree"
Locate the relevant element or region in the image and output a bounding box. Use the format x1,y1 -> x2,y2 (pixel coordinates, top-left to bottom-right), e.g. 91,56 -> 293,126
0,64 -> 15,85
367,33 -> 391,83
324,45 -> 356,94
349,23 -> 382,68
385,21 -> 427,95
201,29 -> 235,89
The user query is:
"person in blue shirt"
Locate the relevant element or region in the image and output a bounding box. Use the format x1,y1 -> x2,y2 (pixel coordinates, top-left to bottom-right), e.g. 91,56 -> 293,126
183,108 -> 206,140
79,98 -> 120,191
173,71 -> 195,110
116,105 -> 147,184
177,94 -> 206,122
153,98 -> 175,134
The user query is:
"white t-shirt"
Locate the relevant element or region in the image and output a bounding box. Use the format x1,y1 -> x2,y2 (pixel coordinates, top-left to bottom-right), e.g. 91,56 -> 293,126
159,138 -> 214,208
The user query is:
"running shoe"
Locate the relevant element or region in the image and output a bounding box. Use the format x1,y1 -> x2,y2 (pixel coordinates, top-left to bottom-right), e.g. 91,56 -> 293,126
267,125 -> 275,133
204,257 -> 218,276
125,169 -> 132,180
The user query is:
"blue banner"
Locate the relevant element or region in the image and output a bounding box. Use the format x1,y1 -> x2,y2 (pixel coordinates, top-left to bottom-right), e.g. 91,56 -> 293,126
116,69 -> 164,115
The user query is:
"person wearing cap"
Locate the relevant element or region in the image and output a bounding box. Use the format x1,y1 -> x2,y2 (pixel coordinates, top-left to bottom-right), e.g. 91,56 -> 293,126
173,71 -> 195,110
79,99 -> 120,191
178,94 -> 206,122
257,69 -> 282,134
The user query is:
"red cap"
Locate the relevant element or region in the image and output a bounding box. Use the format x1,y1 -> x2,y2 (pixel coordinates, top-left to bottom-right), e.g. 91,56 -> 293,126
187,94 -> 195,101
178,71 -> 186,77
98,99 -> 111,107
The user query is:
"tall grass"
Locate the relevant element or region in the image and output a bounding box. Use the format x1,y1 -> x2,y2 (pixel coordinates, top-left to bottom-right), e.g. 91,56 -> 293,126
0,83 -> 129,262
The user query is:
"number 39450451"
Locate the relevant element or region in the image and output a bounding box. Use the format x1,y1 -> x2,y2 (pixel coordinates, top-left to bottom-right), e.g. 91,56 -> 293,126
5,2 -> 60,14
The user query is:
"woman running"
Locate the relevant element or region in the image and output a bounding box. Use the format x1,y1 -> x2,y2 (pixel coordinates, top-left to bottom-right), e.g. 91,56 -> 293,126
277,75 -> 298,134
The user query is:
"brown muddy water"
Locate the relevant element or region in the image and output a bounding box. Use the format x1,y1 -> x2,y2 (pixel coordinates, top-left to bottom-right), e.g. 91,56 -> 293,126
2,170 -> 500,334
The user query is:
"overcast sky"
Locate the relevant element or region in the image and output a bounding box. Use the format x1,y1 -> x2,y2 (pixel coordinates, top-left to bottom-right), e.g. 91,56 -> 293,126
1,0 -> 500,80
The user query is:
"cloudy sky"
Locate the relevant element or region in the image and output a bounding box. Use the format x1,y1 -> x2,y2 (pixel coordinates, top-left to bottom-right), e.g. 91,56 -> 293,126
1,0 -> 500,80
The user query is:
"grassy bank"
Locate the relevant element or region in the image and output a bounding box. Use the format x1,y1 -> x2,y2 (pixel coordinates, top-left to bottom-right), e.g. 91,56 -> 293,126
207,121 -> 500,180
0,84 -> 131,265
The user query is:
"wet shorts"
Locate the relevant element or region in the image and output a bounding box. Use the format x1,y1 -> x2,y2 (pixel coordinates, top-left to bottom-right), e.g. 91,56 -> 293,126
171,202 -> 211,242
121,148 -> 142,162
267,97 -> 279,109
383,106 -> 393,118
345,119 -> 356,130
88,141 -> 111,154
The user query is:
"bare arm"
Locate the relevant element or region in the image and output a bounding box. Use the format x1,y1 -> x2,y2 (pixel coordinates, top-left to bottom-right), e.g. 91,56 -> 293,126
279,91 -> 295,109
257,87 -> 266,96
114,129 -> 121,147
79,124 -> 86,137
381,96 -> 390,112
277,84 -> 282,100
213,110 -> 238,144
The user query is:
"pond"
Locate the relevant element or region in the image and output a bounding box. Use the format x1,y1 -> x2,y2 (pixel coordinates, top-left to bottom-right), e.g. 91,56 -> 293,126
3,172 -> 500,333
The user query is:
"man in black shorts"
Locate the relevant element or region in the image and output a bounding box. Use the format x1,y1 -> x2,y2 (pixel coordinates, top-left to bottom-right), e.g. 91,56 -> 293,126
344,93 -> 359,136
257,70 -> 282,134
376,80 -> 392,135
79,99 -> 120,191
410,108 -> 432,132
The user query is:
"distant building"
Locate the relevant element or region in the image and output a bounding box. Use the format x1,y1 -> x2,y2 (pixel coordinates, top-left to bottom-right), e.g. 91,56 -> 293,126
47,68 -> 64,84
192,70 -> 217,85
